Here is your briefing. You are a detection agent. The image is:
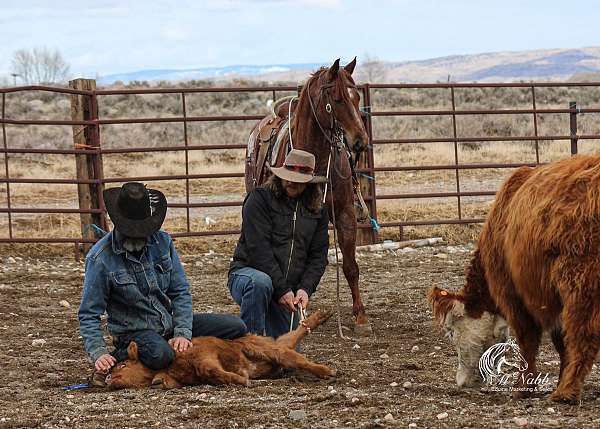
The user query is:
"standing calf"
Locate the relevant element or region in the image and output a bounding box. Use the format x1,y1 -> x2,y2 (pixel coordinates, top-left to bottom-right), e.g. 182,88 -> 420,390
108,310 -> 335,389
429,155 -> 600,403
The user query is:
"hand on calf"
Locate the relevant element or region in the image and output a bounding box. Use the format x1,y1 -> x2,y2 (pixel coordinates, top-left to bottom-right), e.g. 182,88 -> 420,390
95,354 -> 116,372
168,336 -> 192,353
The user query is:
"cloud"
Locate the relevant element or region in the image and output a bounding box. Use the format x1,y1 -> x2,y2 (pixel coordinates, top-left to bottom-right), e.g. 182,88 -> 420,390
201,0 -> 342,9
159,24 -> 190,42
299,0 -> 342,8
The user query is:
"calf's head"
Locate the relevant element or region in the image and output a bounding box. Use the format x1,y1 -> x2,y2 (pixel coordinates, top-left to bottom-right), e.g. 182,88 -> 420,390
106,342 -> 156,390
428,287 -> 508,387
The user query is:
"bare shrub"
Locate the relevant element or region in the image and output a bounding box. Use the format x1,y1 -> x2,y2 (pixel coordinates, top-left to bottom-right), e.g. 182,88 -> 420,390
11,47 -> 71,85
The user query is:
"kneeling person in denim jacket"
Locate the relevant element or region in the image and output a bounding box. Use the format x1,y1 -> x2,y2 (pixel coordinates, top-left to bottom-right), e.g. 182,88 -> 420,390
79,182 -> 247,386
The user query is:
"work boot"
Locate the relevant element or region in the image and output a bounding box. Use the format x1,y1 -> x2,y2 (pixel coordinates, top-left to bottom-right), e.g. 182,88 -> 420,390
88,370 -> 108,388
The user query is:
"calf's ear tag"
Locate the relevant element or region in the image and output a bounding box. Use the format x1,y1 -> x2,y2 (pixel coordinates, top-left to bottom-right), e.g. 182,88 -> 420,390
440,290 -> 448,296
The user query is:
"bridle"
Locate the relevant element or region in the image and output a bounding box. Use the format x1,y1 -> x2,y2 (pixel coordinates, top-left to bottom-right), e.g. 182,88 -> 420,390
305,75 -> 362,184
306,76 -> 352,151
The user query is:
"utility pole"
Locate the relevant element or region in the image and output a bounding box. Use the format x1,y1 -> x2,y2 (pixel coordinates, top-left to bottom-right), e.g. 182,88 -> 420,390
10,73 -> 19,86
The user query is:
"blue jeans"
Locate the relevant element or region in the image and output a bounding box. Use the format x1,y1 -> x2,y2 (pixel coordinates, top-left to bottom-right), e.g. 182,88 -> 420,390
111,313 -> 247,370
228,267 -> 298,339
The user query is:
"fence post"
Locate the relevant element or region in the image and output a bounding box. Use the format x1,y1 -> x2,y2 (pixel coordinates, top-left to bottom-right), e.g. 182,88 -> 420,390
355,84 -> 377,245
569,101 -> 578,156
69,78 -> 107,254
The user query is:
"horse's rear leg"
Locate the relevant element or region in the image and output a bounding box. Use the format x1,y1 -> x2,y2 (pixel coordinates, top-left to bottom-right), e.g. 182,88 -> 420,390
335,207 -> 370,333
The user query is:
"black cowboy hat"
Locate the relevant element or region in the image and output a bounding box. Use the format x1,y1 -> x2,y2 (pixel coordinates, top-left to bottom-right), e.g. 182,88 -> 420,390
103,182 -> 167,238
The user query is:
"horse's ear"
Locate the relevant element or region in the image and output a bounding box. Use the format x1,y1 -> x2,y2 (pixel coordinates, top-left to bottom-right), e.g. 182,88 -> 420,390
428,287 -> 459,327
344,57 -> 357,75
327,58 -> 341,81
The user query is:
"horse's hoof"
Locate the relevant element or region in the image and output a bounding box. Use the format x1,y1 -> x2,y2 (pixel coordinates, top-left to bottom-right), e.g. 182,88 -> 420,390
353,321 -> 373,337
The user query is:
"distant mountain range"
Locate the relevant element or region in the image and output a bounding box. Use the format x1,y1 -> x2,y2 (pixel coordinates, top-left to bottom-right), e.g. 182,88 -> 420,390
97,47 -> 600,85
97,63 -> 323,85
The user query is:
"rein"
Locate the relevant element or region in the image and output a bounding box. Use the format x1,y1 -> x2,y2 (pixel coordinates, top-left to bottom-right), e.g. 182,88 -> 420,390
327,151 -> 350,340
305,74 -> 361,341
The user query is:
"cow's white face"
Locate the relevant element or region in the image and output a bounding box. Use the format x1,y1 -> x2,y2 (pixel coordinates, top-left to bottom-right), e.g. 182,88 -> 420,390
441,301 -> 509,387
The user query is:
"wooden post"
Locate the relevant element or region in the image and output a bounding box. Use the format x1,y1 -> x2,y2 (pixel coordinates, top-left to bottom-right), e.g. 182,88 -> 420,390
70,78 -> 107,254
569,101 -> 578,156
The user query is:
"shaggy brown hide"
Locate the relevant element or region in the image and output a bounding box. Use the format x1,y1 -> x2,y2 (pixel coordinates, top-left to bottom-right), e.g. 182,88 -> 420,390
430,155 -> 600,403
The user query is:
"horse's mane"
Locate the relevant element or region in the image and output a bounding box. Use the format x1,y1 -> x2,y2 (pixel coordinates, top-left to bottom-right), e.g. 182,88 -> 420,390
301,66 -> 356,105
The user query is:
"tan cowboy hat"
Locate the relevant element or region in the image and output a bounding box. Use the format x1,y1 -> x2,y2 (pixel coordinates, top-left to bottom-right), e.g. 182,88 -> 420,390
270,149 -> 326,184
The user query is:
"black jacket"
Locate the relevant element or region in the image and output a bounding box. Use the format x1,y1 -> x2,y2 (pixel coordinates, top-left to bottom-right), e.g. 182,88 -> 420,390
229,187 -> 329,300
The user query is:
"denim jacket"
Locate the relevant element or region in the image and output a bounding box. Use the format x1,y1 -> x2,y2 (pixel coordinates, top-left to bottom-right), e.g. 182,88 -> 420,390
78,230 -> 192,363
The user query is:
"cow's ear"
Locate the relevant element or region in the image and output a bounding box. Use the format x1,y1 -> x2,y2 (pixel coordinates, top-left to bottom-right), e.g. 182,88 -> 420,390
127,341 -> 139,361
327,58 -> 340,81
344,57 -> 357,75
428,287 -> 460,327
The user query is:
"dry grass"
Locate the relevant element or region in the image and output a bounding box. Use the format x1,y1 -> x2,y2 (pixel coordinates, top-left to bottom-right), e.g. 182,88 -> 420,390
2,82 -> 600,254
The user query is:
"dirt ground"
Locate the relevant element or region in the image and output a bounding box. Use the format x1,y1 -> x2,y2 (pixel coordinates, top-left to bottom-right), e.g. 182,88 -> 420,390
1,243 -> 600,429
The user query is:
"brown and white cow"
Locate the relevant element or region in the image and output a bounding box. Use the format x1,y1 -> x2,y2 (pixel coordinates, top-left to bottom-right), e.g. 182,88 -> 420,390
107,310 -> 335,390
429,155 -> 600,403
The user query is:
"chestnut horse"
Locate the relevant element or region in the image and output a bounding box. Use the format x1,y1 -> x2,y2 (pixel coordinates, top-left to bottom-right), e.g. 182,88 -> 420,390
245,58 -> 371,332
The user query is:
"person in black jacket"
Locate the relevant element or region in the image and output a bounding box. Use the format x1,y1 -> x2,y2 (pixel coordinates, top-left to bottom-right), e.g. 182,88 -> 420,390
229,149 -> 329,338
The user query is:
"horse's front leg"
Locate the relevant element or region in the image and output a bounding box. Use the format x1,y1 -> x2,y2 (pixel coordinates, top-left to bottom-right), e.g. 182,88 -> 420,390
334,205 -> 371,333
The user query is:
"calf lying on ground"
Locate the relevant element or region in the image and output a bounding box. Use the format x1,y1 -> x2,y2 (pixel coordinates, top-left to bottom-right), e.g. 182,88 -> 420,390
107,310 -> 335,389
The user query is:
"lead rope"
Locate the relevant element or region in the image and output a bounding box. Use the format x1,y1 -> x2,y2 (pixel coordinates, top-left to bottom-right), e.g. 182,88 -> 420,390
289,305 -> 310,333
325,145 -> 350,340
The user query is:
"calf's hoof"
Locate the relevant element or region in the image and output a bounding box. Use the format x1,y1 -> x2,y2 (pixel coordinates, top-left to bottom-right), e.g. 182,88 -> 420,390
550,389 -> 580,405
151,378 -> 165,389
316,366 -> 336,379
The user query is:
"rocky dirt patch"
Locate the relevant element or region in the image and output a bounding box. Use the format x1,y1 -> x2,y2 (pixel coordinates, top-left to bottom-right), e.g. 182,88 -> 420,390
1,244 -> 599,428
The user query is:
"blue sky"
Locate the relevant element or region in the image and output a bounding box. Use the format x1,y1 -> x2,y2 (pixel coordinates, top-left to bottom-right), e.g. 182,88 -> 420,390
1,0 -> 599,79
